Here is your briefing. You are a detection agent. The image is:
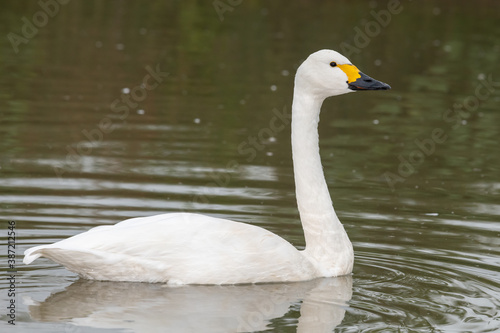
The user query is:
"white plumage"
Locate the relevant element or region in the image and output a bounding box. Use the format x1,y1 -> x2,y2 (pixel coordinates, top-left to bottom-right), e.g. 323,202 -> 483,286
25,213 -> 314,284
24,50 -> 390,284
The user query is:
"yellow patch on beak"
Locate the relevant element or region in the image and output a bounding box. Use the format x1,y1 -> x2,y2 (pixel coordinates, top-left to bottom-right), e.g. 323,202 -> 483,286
338,64 -> 361,83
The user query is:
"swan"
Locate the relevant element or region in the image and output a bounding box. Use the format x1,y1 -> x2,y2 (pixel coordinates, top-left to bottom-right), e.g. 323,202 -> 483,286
24,49 -> 390,284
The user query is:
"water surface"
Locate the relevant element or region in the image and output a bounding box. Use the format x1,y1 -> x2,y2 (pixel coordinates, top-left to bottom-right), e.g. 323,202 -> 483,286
1,1 -> 499,332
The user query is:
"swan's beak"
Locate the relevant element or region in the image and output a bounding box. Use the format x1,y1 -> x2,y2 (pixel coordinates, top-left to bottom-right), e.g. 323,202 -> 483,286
347,71 -> 391,91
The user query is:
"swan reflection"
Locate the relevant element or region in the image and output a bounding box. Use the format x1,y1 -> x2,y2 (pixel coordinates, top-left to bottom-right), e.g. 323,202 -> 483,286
29,276 -> 352,332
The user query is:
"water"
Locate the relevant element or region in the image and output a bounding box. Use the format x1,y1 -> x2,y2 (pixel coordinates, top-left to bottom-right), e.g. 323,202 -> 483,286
1,1 -> 500,332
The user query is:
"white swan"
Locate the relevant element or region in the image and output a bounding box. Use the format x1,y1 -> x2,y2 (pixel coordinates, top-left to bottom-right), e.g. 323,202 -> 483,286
24,50 -> 390,284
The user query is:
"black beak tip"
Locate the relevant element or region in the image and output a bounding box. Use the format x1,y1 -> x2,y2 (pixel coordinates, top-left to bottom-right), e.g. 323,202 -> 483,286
379,82 -> 391,90
348,72 -> 391,91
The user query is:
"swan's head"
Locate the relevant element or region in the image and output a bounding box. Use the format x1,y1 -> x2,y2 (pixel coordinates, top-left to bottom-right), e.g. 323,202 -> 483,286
295,49 -> 391,99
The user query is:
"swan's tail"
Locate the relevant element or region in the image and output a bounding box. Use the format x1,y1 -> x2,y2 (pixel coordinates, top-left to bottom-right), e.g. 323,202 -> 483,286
24,246 -> 46,265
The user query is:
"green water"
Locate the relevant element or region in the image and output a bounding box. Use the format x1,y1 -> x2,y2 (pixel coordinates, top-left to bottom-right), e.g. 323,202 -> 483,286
1,1 -> 499,332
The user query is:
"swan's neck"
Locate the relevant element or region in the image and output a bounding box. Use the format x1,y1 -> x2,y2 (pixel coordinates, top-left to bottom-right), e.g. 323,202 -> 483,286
291,91 -> 353,275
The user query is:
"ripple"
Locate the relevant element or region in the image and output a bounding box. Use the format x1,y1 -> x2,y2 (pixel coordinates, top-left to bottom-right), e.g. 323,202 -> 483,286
342,251 -> 500,332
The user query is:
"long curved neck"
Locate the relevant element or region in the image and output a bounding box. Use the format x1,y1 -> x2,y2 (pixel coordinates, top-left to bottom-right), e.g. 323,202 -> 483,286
291,89 -> 352,271
291,92 -> 338,231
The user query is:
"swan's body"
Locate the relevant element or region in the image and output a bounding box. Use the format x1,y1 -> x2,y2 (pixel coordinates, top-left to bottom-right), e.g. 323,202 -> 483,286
24,50 -> 390,284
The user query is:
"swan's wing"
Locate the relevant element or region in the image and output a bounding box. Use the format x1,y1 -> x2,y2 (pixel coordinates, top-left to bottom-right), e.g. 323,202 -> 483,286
24,213 -> 315,284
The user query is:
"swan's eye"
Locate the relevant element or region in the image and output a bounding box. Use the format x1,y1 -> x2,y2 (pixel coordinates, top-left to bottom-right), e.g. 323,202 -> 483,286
330,62 -> 337,67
